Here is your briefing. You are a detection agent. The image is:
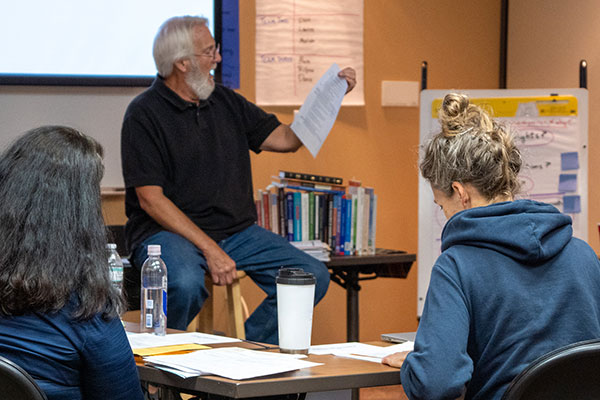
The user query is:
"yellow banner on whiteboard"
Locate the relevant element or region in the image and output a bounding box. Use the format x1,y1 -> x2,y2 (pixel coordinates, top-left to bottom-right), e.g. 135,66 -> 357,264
431,96 -> 578,118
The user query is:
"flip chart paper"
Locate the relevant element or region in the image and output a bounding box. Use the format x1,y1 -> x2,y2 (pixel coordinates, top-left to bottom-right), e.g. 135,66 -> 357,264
255,0 -> 364,105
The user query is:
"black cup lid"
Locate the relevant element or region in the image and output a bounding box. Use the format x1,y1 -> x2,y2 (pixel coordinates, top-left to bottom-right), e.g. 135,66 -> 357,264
276,267 -> 316,285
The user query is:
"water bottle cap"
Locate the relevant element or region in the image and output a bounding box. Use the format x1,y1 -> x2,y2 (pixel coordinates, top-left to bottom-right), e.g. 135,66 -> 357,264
107,243 -> 117,249
147,244 -> 161,256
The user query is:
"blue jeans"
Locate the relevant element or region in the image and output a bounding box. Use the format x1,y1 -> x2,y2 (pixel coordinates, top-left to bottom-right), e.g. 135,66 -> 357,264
132,224 -> 330,344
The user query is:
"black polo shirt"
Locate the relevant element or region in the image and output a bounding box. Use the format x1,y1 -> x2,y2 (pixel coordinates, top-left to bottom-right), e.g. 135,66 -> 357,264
121,76 -> 280,251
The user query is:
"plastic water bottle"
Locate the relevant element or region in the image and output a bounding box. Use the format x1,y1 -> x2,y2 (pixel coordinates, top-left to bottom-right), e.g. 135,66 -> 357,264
107,243 -> 123,292
140,244 -> 168,336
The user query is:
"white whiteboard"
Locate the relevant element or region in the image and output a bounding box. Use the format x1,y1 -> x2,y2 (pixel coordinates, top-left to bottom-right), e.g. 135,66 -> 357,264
0,85 -> 145,188
418,89 -> 589,316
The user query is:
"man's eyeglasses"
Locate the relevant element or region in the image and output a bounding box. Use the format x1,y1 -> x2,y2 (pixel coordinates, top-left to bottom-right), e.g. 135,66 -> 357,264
194,43 -> 220,60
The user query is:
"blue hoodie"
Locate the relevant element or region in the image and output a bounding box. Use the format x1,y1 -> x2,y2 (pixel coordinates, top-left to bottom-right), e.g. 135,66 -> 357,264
401,200 -> 600,399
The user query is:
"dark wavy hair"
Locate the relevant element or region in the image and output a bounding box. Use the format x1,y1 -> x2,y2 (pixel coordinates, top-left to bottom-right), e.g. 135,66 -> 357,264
0,126 -> 122,319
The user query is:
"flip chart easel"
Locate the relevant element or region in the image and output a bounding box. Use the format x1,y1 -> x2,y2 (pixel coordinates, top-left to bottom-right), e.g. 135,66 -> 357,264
418,89 -> 589,316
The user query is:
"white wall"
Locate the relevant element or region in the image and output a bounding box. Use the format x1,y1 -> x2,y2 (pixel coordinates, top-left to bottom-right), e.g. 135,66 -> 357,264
0,85 -> 146,187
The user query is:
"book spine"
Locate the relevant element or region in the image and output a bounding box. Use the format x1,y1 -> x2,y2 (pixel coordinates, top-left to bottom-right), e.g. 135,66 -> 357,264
301,192 -> 309,241
286,192 -> 294,242
255,199 -> 262,228
278,187 -> 286,238
334,194 -> 342,254
330,194 -> 337,251
344,196 -> 352,255
351,194 -> 358,255
314,194 -> 320,241
270,192 -> 279,235
322,193 -> 329,246
338,195 -> 346,255
293,192 -> 301,241
355,188 -> 365,255
318,194 -> 326,242
327,193 -> 334,249
360,189 -> 370,255
257,190 -> 264,228
278,178 -> 346,191
262,190 -> 270,231
368,194 -> 377,255
278,170 -> 343,185
283,184 -> 345,195
308,192 -> 315,240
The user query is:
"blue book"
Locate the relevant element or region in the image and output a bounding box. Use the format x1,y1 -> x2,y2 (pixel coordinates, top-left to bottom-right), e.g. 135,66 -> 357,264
344,197 -> 353,255
293,191 -> 302,241
286,192 -> 294,242
339,196 -> 347,255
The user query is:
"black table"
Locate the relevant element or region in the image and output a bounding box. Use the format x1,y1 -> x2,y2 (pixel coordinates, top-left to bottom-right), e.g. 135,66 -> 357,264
326,249 -> 416,342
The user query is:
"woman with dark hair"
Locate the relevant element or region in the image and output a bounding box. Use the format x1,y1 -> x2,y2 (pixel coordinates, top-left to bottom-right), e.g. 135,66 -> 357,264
0,126 -> 144,399
382,94 -> 600,399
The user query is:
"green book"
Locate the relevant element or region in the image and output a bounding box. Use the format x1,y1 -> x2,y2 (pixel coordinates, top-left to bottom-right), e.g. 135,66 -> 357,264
308,192 -> 315,240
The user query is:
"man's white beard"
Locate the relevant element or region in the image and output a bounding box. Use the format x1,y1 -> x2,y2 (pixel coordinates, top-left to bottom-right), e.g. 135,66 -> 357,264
186,60 -> 215,100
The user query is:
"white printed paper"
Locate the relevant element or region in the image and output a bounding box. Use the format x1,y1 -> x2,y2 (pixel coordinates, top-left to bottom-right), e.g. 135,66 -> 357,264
290,63 -> 347,157
127,332 -> 240,349
145,347 -> 322,380
309,341 -> 414,363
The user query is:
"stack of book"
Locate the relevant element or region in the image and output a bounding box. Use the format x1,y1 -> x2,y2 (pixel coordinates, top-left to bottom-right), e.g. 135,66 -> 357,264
290,240 -> 331,262
254,171 -> 377,256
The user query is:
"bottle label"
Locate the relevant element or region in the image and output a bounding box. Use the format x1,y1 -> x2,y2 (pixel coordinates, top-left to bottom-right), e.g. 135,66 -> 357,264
162,289 -> 167,317
110,268 -> 123,283
145,313 -> 153,328
146,299 -> 154,309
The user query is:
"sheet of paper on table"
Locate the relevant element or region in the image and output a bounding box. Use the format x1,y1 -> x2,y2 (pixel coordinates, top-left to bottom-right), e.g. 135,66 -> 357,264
132,343 -> 210,357
309,341 -> 414,363
127,331 -> 241,349
145,347 -> 323,380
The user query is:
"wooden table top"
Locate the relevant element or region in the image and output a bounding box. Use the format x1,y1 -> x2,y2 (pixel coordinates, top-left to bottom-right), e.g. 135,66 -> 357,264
129,325 -> 401,399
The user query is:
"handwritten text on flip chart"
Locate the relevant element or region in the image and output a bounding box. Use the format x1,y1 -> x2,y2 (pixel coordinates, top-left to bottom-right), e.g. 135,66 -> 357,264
255,0 -> 364,106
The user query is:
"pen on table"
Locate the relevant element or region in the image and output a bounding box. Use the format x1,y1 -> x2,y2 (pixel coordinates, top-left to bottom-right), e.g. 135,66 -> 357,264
240,338 -> 280,351
349,353 -> 383,360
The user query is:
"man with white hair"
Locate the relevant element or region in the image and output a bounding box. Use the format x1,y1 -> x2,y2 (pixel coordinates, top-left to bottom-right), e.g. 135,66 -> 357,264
121,15 -> 356,344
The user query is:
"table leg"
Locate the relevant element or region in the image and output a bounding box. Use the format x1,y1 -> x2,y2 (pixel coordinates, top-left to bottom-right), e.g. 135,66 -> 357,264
346,270 -> 360,342
346,270 -> 360,400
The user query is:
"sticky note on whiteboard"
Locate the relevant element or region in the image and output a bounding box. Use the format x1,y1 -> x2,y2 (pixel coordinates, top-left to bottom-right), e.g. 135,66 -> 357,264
558,174 -> 577,192
563,195 -> 581,214
381,81 -> 419,107
561,152 -> 579,170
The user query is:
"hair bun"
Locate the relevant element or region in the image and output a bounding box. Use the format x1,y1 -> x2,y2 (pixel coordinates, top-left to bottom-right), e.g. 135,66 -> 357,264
439,93 -> 495,136
439,93 -> 471,136
442,93 -> 469,118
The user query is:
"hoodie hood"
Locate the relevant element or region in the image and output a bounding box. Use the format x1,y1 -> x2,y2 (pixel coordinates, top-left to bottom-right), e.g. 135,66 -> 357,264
441,199 -> 572,264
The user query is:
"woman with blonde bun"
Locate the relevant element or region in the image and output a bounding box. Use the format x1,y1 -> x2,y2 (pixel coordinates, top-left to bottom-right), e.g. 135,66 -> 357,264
382,93 -> 600,399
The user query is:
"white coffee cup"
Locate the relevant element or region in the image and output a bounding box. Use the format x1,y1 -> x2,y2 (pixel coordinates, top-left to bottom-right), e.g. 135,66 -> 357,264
276,268 -> 316,354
